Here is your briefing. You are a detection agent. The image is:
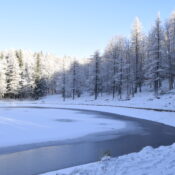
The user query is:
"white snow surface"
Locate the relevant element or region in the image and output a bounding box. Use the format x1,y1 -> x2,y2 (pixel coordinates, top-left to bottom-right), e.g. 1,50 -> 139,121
38,89 -> 175,111
1,89 -> 175,111
0,108 -> 126,147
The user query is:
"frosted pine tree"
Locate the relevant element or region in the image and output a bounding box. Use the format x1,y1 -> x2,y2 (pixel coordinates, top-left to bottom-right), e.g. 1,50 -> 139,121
33,53 -> 47,99
103,37 -> 120,98
6,50 -> 21,98
131,17 -> 144,93
15,50 -> 28,98
70,60 -> 82,99
90,51 -> 101,100
165,11 -> 175,90
147,14 -> 164,97
0,53 -> 7,98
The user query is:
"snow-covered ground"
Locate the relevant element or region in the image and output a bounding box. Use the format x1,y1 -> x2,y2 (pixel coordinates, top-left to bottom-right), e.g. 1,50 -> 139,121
37,89 -> 175,111
42,143 -> 175,175
0,108 -> 126,148
1,89 -> 175,111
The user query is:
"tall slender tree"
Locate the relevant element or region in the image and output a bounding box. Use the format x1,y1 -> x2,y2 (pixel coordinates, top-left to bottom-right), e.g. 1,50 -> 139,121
165,11 -> 175,90
131,17 -> 144,93
147,14 -> 164,97
91,51 -> 101,100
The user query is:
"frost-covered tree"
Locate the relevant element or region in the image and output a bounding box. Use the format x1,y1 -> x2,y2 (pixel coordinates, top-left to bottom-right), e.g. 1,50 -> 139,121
131,17 -> 145,93
33,78 -> 47,99
62,57 -> 66,101
69,60 -> 82,99
0,53 -> 7,98
90,51 -> 101,100
6,51 -> 21,98
16,50 -> 28,98
103,36 -> 131,99
165,11 -> 175,90
147,14 -> 164,97
103,37 -> 120,98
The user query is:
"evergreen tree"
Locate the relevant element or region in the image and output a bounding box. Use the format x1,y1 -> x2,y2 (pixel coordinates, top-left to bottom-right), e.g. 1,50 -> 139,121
6,51 -> 21,98
0,53 -> 7,98
131,17 -> 144,93
147,14 -> 164,97
165,11 -> 175,90
91,51 -> 101,100
33,78 -> 47,99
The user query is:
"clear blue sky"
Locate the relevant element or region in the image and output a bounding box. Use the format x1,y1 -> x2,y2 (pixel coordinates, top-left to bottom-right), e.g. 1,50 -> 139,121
0,0 -> 175,58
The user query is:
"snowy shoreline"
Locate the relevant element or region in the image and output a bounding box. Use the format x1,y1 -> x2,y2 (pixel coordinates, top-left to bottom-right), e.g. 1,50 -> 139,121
42,143 -> 175,175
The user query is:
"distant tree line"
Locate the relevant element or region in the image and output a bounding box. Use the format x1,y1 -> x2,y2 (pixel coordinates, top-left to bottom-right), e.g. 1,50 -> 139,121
0,12 -> 175,100
61,12 -> 175,100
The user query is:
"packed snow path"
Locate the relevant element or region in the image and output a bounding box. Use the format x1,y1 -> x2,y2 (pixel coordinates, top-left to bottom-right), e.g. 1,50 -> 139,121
0,107 -> 175,175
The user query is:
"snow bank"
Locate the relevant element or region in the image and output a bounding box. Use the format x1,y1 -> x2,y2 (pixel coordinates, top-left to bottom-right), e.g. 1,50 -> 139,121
42,143 -> 175,175
1,89 -> 175,111
37,89 -> 175,111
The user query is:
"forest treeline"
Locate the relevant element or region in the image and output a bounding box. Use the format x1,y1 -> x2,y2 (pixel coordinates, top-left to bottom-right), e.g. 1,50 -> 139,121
0,12 -> 175,100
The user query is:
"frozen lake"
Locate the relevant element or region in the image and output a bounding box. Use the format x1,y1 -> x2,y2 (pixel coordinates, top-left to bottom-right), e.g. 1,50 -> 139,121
0,107 -> 175,175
